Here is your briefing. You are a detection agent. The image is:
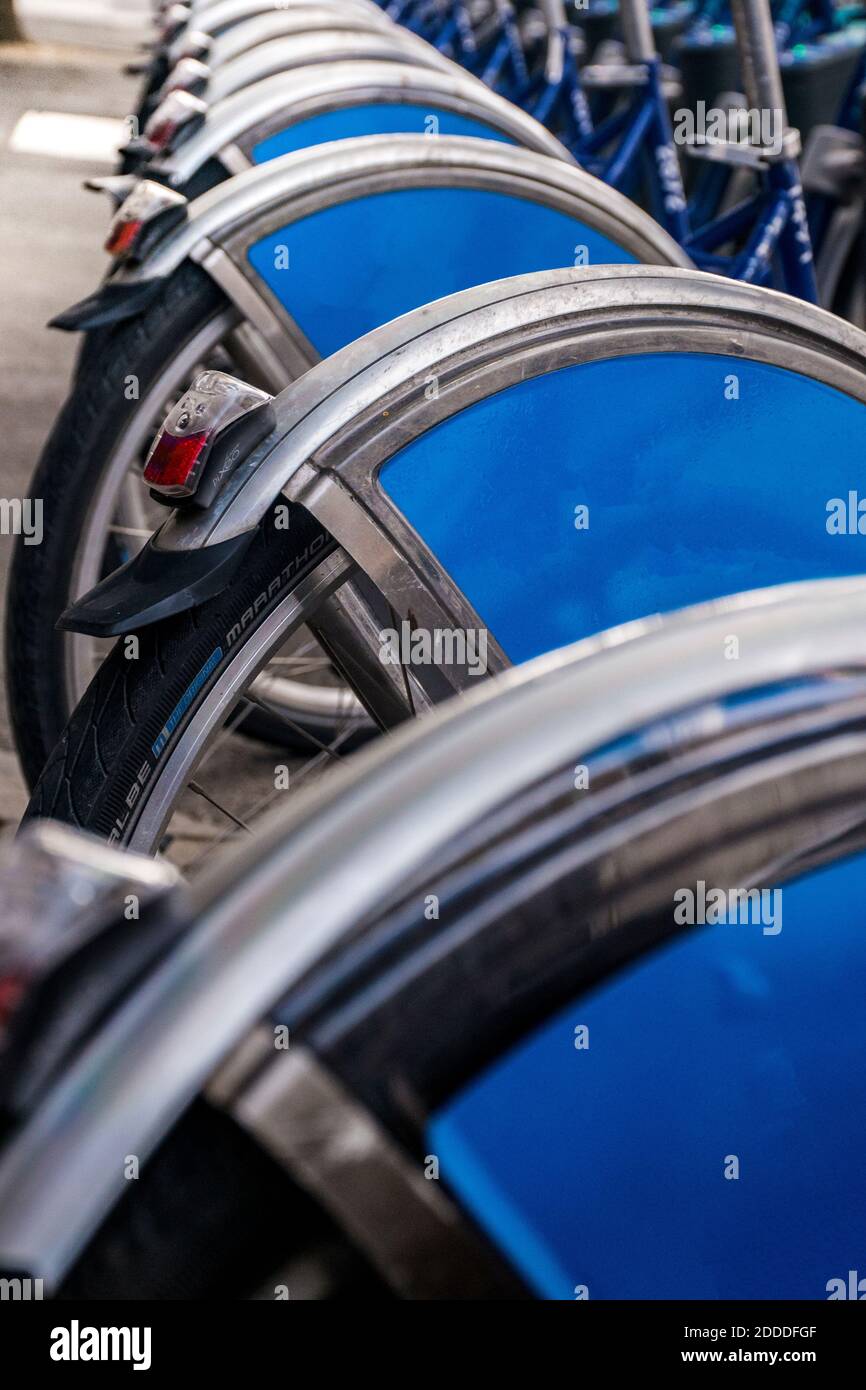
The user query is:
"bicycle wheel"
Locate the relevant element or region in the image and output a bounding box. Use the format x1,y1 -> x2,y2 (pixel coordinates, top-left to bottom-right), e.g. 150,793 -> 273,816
24,495 -> 380,863
198,30 -> 456,108
151,59 -> 571,196
24,266 -> 866,858
141,10 -> 404,129
6,261 -> 365,790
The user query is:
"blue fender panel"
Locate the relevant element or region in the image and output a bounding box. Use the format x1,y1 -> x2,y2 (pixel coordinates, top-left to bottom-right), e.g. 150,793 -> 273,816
379,352 -> 866,662
247,185 -> 637,357
252,103 -> 514,163
429,850 -> 866,1299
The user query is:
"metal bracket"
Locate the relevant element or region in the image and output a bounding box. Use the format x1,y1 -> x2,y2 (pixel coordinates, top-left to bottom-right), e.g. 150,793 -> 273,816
800,124 -> 864,201
685,125 -> 801,169
230,1046 -> 529,1299
581,59 -> 681,99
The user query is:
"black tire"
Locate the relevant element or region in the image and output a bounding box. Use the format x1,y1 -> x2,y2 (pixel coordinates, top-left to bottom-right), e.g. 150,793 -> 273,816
6,261 -> 228,790
58,1098 -> 389,1300
25,499 -> 343,849
7,257 -> 358,789
174,155 -> 231,202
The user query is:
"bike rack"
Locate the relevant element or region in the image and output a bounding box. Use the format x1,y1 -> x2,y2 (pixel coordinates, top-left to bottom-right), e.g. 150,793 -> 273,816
6,0 -> 866,1303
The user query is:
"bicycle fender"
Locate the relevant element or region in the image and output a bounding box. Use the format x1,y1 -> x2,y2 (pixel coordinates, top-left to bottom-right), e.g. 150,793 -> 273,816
49,279 -> 166,331
49,133 -> 616,335
57,529 -> 255,637
49,180 -> 192,331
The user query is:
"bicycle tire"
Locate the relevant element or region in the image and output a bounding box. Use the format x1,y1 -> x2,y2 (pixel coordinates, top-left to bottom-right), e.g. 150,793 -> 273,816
6,261 -> 228,789
58,1097 -> 387,1299
7,261 -> 353,789
25,499 -> 347,851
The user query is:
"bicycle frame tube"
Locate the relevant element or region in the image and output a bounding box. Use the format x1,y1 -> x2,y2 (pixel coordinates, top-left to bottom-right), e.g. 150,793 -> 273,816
565,0 -> 820,296
739,158 -> 817,295
570,0 -> 690,238
725,0 -> 817,296
586,59 -> 689,243
620,0 -> 656,61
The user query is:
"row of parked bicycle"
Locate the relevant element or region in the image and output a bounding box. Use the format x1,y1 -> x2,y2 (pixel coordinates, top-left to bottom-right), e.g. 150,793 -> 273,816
0,0 -> 865,1300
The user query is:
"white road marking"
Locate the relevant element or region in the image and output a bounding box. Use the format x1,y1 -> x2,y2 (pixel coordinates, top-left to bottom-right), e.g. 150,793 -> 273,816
8,110 -> 126,163
17,0 -> 150,27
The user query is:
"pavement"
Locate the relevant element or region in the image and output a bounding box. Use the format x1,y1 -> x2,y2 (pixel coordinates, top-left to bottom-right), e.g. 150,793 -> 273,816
15,0 -> 151,50
0,15 -> 139,823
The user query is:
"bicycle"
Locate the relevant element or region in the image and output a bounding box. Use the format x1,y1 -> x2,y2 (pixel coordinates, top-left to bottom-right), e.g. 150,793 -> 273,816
4,578 -> 866,1295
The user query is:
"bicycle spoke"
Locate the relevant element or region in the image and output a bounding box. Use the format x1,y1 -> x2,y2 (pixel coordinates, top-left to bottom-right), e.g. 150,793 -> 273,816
182,719 -> 361,872
240,690 -> 364,762
187,780 -> 252,834
193,700 -> 255,774
264,656 -> 335,674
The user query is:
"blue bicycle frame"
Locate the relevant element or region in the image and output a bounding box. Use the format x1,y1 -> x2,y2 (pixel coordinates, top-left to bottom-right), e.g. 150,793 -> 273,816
585,0 -> 817,296
386,0 -> 821,299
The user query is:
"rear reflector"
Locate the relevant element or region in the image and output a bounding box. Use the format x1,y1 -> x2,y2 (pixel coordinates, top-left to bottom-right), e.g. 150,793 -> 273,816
143,88 -> 208,154
143,370 -> 274,500
104,179 -> 188,262
161,56 -> 210,98
105,216 -> 142,259
143,429 -> 209,491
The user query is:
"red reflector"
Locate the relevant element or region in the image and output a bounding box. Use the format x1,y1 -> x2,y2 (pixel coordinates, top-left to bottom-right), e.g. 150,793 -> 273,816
144,430 -> 208,493
105,217 -> 142,258
147,117 -> 176,151
143,91 -> 207,154
0,973 -> 27,1032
